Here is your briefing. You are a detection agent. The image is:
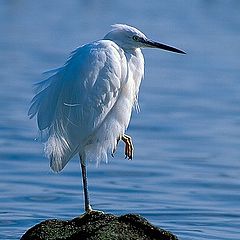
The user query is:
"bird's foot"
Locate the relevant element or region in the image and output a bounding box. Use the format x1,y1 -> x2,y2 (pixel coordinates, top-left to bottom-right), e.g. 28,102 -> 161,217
88,209 -> 105,214
121,134 -> 134,160
86,205 -> 104,214
80,206 -> 104,218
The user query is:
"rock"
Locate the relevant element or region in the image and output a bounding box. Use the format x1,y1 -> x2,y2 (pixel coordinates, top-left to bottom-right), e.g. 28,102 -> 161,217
20,211 -> 178,240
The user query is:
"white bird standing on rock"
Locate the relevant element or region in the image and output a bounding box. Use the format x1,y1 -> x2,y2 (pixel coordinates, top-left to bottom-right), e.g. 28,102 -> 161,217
28,24 -> 185,213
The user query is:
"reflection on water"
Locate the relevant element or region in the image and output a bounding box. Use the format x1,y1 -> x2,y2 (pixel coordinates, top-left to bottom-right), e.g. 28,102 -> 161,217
0,1 -> 240,239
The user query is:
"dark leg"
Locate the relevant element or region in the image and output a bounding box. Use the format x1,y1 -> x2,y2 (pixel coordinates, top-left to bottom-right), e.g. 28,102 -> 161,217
80,158 -> 92,213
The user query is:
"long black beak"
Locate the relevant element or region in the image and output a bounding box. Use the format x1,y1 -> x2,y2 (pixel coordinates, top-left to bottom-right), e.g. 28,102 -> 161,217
144,39 -> 186,54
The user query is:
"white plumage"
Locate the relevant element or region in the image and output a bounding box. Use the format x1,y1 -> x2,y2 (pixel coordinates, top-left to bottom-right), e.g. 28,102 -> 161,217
29,24 -> 144,171
29,24 -> 185,212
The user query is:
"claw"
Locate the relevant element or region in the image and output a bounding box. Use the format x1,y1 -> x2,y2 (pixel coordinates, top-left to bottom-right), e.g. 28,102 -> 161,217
121,134 -> 134,160
112,135 -> 134,160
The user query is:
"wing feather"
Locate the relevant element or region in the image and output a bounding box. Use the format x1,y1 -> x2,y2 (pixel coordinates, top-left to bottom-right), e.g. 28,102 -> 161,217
29,40 -> 127,171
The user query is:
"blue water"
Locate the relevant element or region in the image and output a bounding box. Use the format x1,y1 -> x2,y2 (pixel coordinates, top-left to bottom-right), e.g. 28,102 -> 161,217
1,1 -> 240,239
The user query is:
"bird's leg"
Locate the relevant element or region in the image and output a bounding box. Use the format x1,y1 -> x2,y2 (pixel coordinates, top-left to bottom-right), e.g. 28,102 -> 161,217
121,134 -> 134,160
80,157 -> 92,213
80,156 -> 104,216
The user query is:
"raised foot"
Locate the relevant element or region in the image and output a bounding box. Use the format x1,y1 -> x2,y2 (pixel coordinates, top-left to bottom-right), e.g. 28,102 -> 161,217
111,134 -> 134,160
121,134 -> 134,160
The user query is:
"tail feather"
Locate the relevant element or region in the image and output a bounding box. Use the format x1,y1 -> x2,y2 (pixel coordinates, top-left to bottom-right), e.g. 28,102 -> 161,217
29,70 -> 78,170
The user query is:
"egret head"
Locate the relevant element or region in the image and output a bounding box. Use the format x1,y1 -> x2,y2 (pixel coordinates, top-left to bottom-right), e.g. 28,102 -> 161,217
104,24 -> 185,54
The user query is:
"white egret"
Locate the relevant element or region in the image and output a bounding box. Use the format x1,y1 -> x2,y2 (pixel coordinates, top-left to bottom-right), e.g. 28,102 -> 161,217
28,24 -> 185,213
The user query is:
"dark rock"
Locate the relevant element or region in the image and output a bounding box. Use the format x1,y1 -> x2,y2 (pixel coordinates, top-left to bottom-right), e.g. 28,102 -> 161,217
20,211 -> 178,240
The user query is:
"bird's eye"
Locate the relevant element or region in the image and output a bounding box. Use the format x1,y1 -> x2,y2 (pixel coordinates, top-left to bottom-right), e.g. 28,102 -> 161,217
132,35 -> 139,41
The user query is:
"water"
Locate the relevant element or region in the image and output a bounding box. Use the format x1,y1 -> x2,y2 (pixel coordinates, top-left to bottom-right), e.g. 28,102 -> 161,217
1,1 -> 240,239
